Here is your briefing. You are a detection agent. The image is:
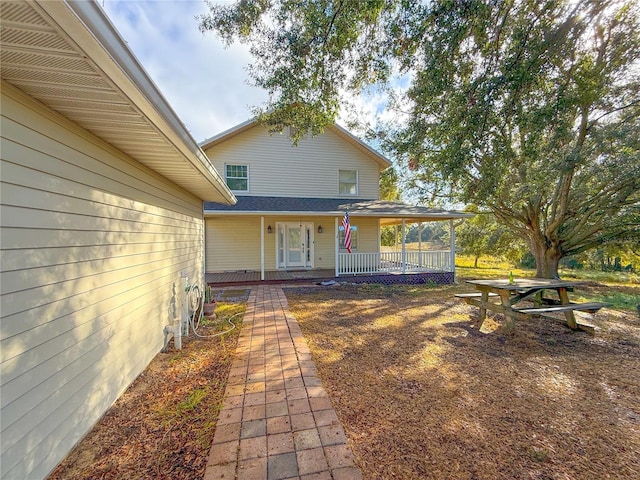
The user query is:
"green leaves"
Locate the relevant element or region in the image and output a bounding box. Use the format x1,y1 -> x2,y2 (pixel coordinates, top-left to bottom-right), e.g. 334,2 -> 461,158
200,0 -> 394,132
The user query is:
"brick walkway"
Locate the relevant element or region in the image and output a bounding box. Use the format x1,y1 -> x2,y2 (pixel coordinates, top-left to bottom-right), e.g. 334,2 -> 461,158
204,285 -> 362,480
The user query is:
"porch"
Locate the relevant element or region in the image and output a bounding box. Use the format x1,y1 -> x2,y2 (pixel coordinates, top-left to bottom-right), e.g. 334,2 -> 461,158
206,269 -> 336,285
206,248 -> 455,286
204,197 -> 471,284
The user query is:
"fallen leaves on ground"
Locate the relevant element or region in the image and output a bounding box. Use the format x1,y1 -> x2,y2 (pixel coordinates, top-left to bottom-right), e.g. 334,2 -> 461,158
48,304 -> 243,480
285,282 -> 640,480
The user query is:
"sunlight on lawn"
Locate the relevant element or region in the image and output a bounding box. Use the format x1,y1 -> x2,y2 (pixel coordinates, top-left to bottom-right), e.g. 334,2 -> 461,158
535,367 -> 577,398
414,342 -> 446,369
456,254 -> 639,286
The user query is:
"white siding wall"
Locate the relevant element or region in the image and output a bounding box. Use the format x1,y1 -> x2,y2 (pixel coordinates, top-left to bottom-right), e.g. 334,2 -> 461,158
204,126 -> 381,199
0,87 -> 205,479
205,216 -> 379,272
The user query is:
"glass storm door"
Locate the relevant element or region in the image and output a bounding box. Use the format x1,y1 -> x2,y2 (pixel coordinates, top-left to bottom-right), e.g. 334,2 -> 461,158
277,223 -> 314,269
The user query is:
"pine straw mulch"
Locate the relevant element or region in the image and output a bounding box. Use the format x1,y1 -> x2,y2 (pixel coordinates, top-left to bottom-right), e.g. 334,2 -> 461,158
285,281 -> 640,480
48,303 -> 244,480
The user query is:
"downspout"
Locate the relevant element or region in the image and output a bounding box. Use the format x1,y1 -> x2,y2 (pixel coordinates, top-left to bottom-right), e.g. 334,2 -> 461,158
261,216 -> 265,281
202,209 -> 207,291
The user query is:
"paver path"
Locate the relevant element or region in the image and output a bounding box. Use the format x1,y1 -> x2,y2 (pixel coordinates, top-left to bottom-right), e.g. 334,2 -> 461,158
204,285 -> 362,480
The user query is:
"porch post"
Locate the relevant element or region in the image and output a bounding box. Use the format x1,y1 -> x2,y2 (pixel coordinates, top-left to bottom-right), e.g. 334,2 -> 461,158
449,219 -> 456,282
394,225 -> 398,251
418,222 -> 422,268
401,219 -> 406,274
335,216 -> 339,277
260,216 -> 265,281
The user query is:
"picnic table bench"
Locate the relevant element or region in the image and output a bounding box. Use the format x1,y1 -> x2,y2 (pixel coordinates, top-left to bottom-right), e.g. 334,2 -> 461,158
456,278 -> 607,334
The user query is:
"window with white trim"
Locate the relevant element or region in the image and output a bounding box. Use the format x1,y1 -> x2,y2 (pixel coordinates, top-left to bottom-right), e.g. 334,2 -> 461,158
225,164 -> 248,192
339,169 -> 358,195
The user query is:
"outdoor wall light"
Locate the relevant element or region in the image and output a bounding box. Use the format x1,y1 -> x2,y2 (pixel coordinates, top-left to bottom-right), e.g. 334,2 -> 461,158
267,225 -> 272,234
317,225 -> 323,234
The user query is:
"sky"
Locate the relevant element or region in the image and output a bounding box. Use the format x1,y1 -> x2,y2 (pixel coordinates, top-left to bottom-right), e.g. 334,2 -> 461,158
101,0 -> 394,144
101,0 -> 269,142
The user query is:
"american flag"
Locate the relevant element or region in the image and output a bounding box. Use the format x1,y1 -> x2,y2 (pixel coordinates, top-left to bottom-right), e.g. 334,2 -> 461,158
342,211 -> 352,253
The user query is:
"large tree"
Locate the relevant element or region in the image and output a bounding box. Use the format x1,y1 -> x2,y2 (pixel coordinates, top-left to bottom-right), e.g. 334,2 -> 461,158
457,206 -> 527,268
200,0 -> 640,278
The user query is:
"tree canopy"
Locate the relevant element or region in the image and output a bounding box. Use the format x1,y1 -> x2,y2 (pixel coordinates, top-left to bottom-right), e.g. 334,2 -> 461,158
200,0 -> 640,278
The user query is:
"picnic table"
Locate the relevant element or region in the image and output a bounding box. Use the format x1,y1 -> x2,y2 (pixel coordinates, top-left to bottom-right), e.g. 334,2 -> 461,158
456,278 -> 607,334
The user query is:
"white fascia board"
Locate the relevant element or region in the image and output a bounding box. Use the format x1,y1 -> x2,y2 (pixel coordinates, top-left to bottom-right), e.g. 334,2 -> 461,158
331,124 -> 393,170
199,118 -> 257,148
203,210 -> 473,220
37,0 -> 235,204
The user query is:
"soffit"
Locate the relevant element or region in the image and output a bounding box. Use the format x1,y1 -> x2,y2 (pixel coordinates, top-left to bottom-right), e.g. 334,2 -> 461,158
0,0 -> 235,204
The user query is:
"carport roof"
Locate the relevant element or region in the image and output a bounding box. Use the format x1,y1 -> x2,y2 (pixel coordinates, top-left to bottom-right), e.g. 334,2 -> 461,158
204,196 -> 471,224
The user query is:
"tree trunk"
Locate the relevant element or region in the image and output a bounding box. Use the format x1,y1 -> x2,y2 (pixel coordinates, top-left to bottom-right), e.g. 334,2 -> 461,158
474,256 -> 479,268
532,241 -> 562,279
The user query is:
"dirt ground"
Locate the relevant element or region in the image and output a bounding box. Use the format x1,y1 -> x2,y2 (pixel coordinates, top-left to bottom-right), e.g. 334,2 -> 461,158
285,281 -> 640,480
48,303 -> 244,480
48,282 -> 638,480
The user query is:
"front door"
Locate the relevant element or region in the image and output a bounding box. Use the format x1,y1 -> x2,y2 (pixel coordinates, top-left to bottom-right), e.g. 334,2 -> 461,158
277,223 -> 314,269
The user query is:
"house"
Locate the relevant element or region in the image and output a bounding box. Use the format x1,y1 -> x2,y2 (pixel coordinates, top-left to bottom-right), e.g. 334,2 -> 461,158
0,1 -> 234,478
201,120 -> 469,283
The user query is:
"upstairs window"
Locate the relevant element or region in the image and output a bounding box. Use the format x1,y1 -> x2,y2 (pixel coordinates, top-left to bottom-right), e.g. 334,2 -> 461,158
339,169 -> 358,195
225,164 -> 248,192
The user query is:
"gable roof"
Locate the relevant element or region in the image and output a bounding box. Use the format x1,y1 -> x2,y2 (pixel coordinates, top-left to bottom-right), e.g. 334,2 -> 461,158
199,119 -> 393,170
0,0 -> 235,204
204,196 -> 471,224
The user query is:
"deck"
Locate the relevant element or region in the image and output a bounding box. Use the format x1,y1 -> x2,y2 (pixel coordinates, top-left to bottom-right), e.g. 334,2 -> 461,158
206,269 -> 336,286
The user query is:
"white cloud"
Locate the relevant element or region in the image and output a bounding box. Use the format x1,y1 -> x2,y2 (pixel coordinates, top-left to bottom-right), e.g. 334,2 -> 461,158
101,0 -> 268,141
101,0 -> 397,148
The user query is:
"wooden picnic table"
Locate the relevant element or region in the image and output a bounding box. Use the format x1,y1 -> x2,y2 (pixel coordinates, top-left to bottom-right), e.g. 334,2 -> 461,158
456,278 -> 607,333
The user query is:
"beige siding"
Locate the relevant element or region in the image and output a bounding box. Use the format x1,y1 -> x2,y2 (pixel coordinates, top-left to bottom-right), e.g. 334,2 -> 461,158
205,217 -> 264,272
205,215 -> 379,272
349,217 -> 380,253
0,87 -> 206,479
204,126 -> 380,199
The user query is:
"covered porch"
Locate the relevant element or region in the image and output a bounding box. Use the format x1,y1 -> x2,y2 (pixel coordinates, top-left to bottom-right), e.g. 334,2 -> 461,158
204,197 -> 471,283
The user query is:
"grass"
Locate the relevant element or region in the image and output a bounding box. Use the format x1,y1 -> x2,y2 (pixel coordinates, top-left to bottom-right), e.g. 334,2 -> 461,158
571,290 -> 640,311
456,254 -> 639,286
454,255 -> 639,311
557,268 -> 639,286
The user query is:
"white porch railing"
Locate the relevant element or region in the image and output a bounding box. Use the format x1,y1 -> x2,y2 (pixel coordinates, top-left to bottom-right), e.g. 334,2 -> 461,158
337,251 -> 452,275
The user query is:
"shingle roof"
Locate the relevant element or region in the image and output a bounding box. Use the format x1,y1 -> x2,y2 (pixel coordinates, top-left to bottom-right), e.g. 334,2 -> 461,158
204,196 -> 471,221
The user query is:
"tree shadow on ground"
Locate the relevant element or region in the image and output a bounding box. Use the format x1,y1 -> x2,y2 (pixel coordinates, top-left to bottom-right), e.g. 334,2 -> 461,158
285,283 -> 640,480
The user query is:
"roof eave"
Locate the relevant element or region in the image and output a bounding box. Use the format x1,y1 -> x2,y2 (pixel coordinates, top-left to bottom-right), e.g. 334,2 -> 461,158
203,209 -> 472,221
34,0 -> 236,204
